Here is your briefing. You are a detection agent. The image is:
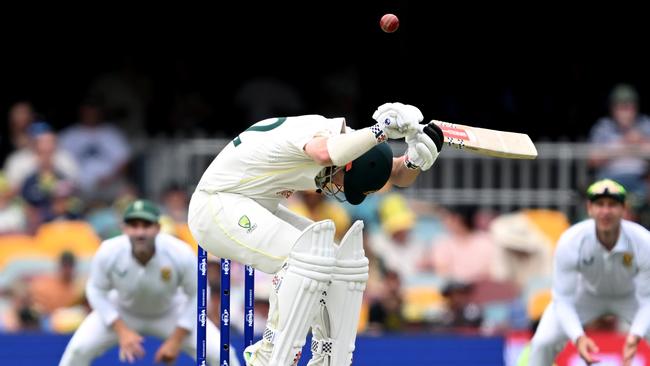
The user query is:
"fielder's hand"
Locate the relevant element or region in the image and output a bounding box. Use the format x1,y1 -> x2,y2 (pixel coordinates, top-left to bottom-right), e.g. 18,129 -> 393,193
623,334 -> 640,366
576,335 -> 600,365
372,102 -> 424,139
154,337 -> 183,365
117,327 -> 145,363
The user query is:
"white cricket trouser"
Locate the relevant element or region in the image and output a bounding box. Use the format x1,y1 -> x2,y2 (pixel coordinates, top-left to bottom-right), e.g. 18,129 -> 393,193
188,190 -> 303,274
529,291 -> 645,366
58,307 -> 238,366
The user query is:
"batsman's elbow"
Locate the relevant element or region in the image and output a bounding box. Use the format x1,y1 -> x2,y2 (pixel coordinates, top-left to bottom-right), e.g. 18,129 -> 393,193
304,137 -> 334,166
311,150 -> 334,166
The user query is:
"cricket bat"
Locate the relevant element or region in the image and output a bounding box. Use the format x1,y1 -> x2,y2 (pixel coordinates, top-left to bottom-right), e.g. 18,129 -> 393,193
422,120 -> 538,159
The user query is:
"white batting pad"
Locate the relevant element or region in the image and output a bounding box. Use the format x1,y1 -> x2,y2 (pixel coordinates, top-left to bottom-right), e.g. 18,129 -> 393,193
266,220 -> 337,366
307,220 -> 368,366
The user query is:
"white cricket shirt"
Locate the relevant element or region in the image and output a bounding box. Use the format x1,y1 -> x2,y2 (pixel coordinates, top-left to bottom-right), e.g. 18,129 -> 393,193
553,219 -> 650,341
86,233 -> 197,330
196,115 -> 346,211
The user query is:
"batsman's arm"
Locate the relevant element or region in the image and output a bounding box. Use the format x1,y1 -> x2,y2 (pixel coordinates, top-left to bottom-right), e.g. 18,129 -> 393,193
304,128 -> 380,167
390,155 -> 420,187
305,103 -> 424,166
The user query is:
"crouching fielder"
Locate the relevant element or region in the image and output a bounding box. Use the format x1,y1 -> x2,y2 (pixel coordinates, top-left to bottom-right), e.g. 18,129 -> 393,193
59,199 -> 238,366
529,179 -> 650,366
188,103 -> 444,365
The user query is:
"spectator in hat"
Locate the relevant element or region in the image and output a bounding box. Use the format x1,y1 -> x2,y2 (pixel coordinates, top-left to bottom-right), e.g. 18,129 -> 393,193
370,193 -> 427,282
489,210 -> 561,290
589,83 -> 650,198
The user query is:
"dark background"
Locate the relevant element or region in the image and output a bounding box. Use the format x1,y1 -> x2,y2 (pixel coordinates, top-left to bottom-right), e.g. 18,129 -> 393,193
2,2 -> 646,141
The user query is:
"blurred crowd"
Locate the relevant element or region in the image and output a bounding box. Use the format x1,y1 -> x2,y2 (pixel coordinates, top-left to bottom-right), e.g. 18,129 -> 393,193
3,81 -> 650,339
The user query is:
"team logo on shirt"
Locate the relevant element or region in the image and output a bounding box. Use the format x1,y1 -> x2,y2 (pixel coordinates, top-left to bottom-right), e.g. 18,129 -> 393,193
238,215 -> 258,233
623,253 -> 634,268
161,267 -> 172,282
582,256 -> 594,266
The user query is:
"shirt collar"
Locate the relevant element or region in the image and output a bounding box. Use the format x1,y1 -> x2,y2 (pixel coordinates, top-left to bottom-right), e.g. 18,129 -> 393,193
589,220 -> 630,254
610,231 -> 631,254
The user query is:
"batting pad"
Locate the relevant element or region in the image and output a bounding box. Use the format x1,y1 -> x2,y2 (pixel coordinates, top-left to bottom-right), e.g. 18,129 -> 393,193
308,220 -> 369,366
268,220 -> 337,366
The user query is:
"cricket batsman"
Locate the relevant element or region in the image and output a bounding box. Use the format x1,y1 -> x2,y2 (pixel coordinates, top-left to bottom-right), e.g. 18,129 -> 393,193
188,102 -> 444,365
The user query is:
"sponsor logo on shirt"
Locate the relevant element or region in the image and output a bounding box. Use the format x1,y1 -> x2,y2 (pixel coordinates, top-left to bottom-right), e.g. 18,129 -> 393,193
623,252 -> 634,268
276,190 -> 295,199
238,215 -> 258,233
222,259 -> 230,275
161,267 -> 172,282
272,273 -> 282,292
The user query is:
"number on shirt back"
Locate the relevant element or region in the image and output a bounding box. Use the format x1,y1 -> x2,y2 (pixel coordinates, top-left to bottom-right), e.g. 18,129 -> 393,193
233,117 -> 287,147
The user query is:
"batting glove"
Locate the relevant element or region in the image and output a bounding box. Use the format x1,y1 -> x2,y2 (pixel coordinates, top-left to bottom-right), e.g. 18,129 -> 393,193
404,122 -> 444,171
371,102 -> 424,141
